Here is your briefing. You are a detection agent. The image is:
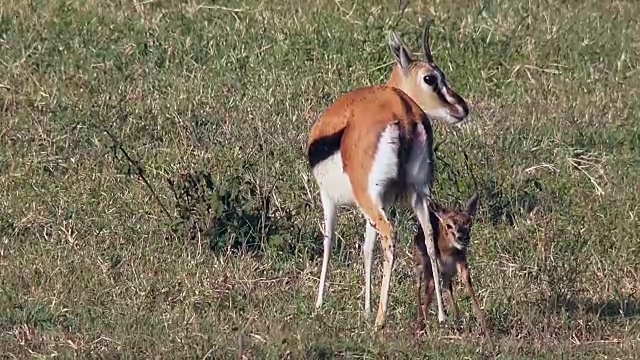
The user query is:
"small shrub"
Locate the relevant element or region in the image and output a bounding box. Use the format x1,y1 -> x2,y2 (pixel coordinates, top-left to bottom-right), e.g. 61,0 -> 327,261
167,169 -> 316,255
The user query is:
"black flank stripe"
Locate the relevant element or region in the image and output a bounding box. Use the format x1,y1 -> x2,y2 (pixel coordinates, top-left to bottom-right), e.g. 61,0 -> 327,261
307,128 -> 345,169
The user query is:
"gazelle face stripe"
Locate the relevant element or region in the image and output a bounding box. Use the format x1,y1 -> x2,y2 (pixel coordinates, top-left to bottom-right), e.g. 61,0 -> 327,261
427,66 -> 469,122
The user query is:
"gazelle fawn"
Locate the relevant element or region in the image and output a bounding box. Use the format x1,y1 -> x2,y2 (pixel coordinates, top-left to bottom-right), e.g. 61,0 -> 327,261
306,19 -> 469,329
413,193 -> 488,335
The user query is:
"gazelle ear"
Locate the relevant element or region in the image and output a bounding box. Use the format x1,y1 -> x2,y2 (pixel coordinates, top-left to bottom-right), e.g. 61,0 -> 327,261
464,193 -> 479,217
388,31 -> 413,70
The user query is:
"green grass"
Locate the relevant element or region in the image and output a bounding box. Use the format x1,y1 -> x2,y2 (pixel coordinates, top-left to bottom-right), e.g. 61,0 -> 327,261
1,0 -> 639,358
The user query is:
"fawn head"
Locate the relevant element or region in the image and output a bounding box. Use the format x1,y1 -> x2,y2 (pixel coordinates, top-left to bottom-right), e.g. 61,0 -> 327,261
431,193 -> 479,251
386,19 -> 469,124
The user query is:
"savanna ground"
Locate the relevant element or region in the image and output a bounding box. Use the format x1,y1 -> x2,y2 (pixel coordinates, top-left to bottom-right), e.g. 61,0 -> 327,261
1,0 -> 639,358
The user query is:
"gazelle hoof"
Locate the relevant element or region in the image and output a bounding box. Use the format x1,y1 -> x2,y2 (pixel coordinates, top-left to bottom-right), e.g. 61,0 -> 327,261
374,319 -> 386,331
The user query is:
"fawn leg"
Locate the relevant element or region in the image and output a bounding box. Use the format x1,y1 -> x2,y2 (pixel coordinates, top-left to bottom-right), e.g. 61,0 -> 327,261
423,275 -> 435,322
415,261 -> 426,332
458,261 -> 488,335
444,277 -> 460,321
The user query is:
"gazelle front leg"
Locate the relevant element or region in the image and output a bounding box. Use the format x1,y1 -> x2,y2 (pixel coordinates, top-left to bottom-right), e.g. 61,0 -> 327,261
315,192 -> 337,310
413,195 -> 447,323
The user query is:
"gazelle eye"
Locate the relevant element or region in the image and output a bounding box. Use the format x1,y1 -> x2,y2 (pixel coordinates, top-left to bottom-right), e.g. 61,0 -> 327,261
445,223 -> 453,231
423,74 -> 437,86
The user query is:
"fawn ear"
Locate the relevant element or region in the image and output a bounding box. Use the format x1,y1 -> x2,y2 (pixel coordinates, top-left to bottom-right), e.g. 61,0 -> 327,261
464,193 -> 479,217
427,197 -> 445,219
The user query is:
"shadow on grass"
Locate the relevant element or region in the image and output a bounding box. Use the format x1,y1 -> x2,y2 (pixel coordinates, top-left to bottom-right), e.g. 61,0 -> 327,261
482,177 -> 543,227
485,296 -> 639,341
166,169 -> 321,256
434,148 -> 543,228
552,295 -> 639,318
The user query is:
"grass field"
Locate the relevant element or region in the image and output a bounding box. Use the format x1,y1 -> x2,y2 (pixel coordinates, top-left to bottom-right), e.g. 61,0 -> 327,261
1,0 -> 639,358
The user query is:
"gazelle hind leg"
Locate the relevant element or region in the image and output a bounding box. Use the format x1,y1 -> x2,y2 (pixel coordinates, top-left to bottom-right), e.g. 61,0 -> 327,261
354,192 -> 395,330
373,214 -> 395,330
342,122 -> 400,329
363,222 -> 376,315
315,191 -> 337,310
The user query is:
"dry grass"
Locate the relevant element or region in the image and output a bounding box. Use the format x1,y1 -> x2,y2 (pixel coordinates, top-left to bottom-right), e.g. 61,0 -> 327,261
1,0 -> 639,358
